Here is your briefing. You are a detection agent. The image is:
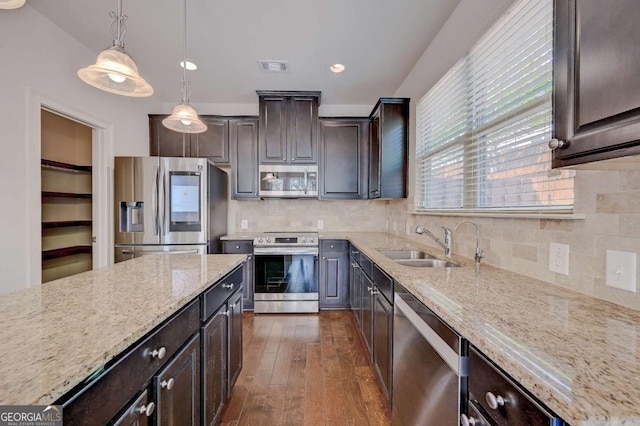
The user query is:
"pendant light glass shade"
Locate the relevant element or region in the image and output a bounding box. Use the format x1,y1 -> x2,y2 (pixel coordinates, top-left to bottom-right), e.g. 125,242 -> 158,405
162,103 -> 207,134
0,0 -> 26,9
77,45 -> 153,97
77,0 -> 153,97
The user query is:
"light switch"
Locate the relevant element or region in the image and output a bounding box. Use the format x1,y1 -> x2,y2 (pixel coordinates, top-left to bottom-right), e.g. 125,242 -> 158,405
317,220 -> 324,230
606,250 -> 637,293
241,219 -> 248,230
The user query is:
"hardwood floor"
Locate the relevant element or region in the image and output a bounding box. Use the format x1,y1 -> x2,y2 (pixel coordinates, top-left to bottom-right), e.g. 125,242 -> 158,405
220,311 -> 392,426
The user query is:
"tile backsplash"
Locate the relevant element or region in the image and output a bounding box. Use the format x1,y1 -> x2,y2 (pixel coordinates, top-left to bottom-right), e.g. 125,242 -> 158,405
386,170 -> 640,310
230,199 -> 388,233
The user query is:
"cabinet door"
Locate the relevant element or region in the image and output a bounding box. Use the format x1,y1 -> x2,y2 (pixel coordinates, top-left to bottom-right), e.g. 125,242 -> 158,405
111,390 -> 153,426
259,96 -> 288,163
227,290 -> 243,396
201,307 -> 227,426
289,96 -> 318,163
149,115 -> 188,157
553,0 -> 640,166
319,119 -> 369,199
154,334 -> 200,426
230,118 -> 259,199
373,292 -> 393,399
360,272 -> 374,358
192,117 -> 229,164
378,101 -> 409,198
319,245 -> 350,309
369,112 -> 381,198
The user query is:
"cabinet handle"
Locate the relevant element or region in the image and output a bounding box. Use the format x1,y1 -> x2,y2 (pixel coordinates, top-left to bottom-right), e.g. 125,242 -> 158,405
161,378 -> 175,391
330,245 -> 334,249
548,138 -> 569,150
150,347 -> 167,360
485,392 -> 506,409
322,256 -> 326,259
247,256 -> 252,260
460,414 -> 477,426
367,286 -> 373,292
137,402 -> 155,417
235,245 -> 240,249
230,303 -> 236,309
371,289 -> 379,295
222,283 -> 235,290
220,310 -> 230,317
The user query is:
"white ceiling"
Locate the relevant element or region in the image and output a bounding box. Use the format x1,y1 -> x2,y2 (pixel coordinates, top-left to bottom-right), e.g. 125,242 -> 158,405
29,0 -> 461,105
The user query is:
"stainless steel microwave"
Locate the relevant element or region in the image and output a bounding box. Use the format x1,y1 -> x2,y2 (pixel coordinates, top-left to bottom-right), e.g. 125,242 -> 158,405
258,165 -> 318,198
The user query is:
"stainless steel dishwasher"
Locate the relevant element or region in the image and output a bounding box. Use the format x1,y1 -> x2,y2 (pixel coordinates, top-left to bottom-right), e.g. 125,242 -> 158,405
392,284 -> 468,426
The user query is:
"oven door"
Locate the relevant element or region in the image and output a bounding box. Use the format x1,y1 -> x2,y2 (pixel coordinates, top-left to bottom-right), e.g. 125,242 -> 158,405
253,250 -> 319,301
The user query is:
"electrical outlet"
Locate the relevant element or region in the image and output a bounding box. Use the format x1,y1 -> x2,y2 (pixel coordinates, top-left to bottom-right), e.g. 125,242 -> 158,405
549,243 -> 570,275
606,250 -> 637,292
317,220 -> 324,230
241,219 -> 248,230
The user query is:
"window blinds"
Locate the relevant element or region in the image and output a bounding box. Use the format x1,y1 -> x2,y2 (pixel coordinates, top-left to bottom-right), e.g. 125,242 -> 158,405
415,0 -> 574,211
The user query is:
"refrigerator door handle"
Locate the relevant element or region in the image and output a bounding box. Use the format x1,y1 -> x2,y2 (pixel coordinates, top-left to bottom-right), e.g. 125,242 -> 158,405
161,169 -> 167,236
152,166 -> 160,236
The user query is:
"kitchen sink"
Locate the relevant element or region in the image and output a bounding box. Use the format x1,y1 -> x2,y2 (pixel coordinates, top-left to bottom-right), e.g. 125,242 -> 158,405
395,259 -> 460,268
378,249 -> 436,260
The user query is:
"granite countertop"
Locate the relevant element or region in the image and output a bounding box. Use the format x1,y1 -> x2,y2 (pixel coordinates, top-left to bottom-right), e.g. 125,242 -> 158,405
320,232 -> 640,425
0,254 -> 246,406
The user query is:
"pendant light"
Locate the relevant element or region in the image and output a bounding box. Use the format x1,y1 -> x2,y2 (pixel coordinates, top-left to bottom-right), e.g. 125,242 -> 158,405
77,0 -> 153,97
162,0 -> 207,134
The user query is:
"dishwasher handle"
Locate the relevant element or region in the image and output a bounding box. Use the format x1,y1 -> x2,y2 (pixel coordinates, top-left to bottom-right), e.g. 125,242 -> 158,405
394,294 -> 463,376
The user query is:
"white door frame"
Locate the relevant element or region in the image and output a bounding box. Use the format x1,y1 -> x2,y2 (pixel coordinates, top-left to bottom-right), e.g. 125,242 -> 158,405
26,88 -> 114,286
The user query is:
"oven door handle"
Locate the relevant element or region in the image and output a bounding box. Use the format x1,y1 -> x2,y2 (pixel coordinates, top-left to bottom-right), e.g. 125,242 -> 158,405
253,247 -> 319,256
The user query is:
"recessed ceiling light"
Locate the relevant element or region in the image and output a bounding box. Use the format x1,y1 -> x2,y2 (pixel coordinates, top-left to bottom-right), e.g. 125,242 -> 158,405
180,61 -> 198,71
330,64 -> 345,73
0,0 -> 26,9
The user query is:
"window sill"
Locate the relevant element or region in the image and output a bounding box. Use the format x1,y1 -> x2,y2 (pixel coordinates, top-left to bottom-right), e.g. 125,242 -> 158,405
409,210 -> 586,220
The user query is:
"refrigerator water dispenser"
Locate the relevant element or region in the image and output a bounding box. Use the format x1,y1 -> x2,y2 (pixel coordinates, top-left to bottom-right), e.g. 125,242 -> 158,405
120,201 -> 144,232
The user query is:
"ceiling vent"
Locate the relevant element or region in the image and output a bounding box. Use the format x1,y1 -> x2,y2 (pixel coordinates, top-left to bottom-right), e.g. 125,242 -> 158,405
258,60 -> 289,72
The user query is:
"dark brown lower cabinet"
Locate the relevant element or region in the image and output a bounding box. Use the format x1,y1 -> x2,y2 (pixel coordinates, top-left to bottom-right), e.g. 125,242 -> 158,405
154,334 -> 200,426
319,240 -> 350,309
201,307 -> 227,426
57,265 -> 245,426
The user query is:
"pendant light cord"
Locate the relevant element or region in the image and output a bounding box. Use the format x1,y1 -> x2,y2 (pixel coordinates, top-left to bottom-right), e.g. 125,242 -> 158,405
181,0 -> 189,103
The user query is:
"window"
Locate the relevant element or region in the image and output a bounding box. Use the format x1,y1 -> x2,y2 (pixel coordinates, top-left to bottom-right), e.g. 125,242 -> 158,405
415,0 -> 574,212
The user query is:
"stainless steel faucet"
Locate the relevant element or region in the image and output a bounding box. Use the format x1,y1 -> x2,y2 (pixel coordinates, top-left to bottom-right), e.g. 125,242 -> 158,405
415,225 -> 452,257
453,220 -> 485,268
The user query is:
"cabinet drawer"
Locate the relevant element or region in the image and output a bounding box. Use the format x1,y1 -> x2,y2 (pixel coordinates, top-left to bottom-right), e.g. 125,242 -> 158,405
202,266 -> 243,320
320,239 -> 349,253
111,390 -> 152,426
62,300 -> 200,425
373,264 -> 393,305
222,241 -> 252,254
360,254 -> 373,279
469,346 -> 560,426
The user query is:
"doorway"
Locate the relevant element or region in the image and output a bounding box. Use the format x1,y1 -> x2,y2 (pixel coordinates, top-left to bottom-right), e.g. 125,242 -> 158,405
40,110 -> 93,283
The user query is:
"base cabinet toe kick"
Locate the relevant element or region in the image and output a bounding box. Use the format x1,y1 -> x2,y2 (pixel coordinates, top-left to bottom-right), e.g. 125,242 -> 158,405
56,263 -> 245,425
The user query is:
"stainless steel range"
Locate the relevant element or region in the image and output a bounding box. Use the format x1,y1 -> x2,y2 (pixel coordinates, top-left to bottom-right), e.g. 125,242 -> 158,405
253,232 -> 319,313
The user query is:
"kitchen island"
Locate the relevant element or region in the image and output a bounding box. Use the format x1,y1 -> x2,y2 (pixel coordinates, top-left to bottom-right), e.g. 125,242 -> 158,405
321,232 -> 640,425
0,254 -> 246,407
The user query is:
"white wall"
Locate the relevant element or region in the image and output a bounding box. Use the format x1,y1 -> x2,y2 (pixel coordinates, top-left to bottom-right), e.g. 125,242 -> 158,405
0,6 -> 161,294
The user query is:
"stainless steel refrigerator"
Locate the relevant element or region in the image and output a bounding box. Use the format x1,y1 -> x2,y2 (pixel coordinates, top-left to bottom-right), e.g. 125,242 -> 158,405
114,156 -> 228,263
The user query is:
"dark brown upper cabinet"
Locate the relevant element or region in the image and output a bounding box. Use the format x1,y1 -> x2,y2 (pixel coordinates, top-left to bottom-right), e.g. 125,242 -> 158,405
553,0 -> 640,167
319,118 -> 369,199
368,98 -> 409,199
229,117 -> 259,200
149,115 -> 230,164
257,91 -> 320,164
